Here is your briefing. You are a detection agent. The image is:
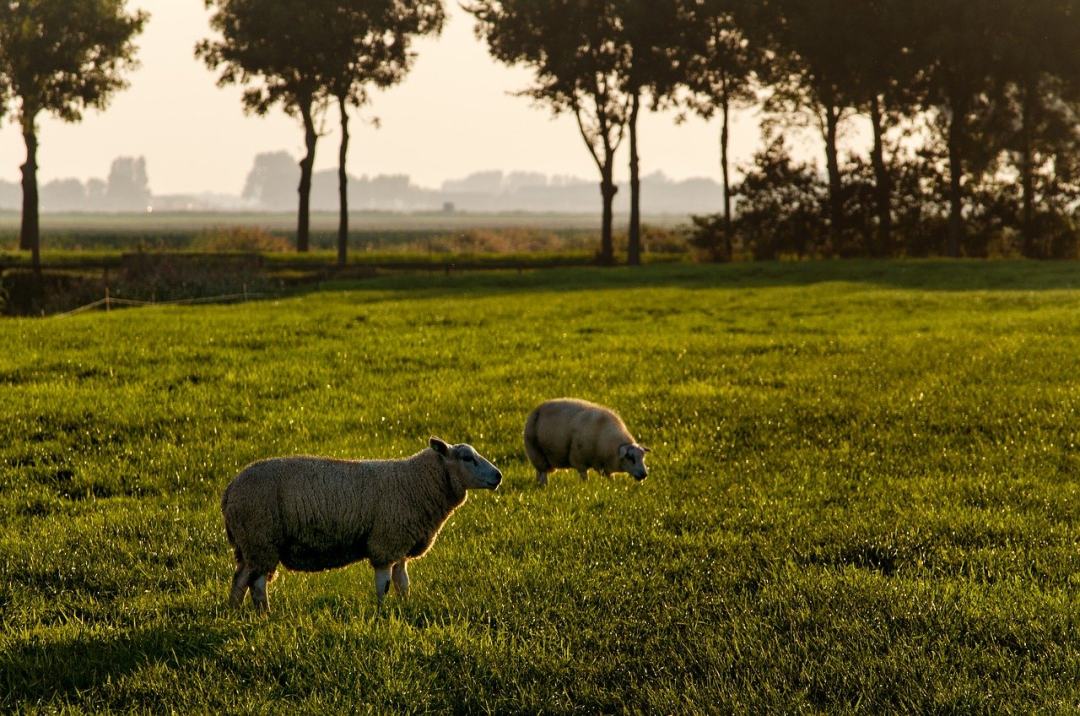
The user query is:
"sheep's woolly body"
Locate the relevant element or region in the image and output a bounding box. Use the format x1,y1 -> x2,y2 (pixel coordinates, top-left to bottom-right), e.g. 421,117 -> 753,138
222,448 -> 466,576
524,398 -> 636,477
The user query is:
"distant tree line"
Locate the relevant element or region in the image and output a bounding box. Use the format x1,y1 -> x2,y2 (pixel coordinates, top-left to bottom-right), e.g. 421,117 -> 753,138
0,157 -> 151,213
469,0 -> 1080,261
0,153 -> 723,214
242,151 -> 724,214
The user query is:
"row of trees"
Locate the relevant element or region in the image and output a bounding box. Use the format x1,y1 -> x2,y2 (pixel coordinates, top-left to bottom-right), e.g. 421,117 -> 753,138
470,0 -> 1080,261
197,0 -> 444,265
2,1 -> 1079,269
0,0 -> 442,276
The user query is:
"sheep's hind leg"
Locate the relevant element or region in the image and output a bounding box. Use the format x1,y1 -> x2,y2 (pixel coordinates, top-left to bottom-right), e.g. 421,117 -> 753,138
251,574 -> 270,613
230,565 -> 255,608
374,565 -> 392,607
392,561 -> 410,598
536,470 -> 548,487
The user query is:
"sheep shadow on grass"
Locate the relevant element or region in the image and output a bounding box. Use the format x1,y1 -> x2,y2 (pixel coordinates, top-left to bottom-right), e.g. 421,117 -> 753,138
0,624 -> 231,709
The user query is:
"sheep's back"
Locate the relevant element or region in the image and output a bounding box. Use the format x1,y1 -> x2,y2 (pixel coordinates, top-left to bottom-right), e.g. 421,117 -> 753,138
224,457 -> 393,570
531,399 -> 622,467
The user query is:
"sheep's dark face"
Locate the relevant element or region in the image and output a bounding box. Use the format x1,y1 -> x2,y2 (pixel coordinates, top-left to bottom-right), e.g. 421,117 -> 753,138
430,437 -> 502,490
618,443 -> 650,481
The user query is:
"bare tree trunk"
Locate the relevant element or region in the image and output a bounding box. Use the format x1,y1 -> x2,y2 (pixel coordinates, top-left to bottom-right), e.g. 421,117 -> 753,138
869,95 -> 893,257
1019,79 -> 1036,258
627,89 -> 642,266
946,98 -> 965,258
599,158 -> 617,265
297,100 -> 318,253
823,104 -> 844,255
571,100 -> 624,266
20,115 -> 41,280
720,92 -> 732,261
337,95 -> 349,268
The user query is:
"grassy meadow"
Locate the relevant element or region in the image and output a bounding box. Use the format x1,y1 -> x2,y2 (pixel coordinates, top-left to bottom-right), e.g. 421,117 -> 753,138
2,261 -> 1080,711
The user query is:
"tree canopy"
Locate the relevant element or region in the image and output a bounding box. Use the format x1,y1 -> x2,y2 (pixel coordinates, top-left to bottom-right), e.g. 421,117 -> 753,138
315,0 -> 445,265
469,0 -> 633,264
0,0 -> 146,273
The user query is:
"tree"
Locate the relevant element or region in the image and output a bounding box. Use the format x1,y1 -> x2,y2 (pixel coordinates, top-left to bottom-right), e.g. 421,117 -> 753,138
105,156 -> 151,211
909,0 -> 1001,257
198,0 -> 332,253
0,0 -> 146,277
755,0 -> 865,255
242,150 -> 298,208
318,0 -> 444,267
678,0 -> 758,260
468,0 -> 630,264
617,0 -> 683,265
832,0 -> 919,257
994,0 -> 1080,256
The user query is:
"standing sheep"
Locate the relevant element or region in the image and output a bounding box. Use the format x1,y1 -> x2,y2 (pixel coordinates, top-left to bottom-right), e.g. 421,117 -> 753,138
221,437 -> 502,612
524,398 -> 649,486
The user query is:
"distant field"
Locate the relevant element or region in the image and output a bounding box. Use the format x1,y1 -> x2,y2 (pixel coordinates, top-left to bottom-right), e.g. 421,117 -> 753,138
2,262 -> 1080,711
0,210 -> 688,233
0,210 -> 691,254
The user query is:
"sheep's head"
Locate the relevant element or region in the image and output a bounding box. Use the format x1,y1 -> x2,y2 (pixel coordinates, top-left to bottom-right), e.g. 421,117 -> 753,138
430,437 -> 502,490
618,443 -> 650,481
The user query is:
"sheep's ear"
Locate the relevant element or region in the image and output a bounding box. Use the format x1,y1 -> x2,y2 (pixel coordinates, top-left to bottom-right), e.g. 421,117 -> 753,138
618,443 -> 632,459
429,437 -> 451,456
640,445 -> 651,453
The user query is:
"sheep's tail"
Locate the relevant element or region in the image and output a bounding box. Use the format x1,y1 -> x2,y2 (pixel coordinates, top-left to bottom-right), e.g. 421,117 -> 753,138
523,408 -> 550,472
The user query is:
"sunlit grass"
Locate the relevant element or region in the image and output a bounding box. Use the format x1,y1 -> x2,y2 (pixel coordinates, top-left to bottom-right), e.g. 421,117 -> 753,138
2,261 -> 1080,711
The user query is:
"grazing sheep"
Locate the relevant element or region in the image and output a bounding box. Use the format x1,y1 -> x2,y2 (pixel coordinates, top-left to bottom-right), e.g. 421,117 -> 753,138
221,437 -> 502,612
524,398 -> 649,486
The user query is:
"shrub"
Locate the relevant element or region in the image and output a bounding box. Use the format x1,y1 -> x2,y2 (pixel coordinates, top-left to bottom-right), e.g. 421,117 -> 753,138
685,213 -> 728,262
732,135 -> 828,260
1,270 -> 105,316
116,253 -> 270,301
190,226 -> 291,253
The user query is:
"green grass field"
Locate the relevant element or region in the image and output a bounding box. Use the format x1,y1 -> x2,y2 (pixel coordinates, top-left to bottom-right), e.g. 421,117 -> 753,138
2,261 -> 1080,712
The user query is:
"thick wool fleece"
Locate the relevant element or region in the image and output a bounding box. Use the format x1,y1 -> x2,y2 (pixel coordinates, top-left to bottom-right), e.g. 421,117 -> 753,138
524,398 -> 636,476
222,447 -> 467,574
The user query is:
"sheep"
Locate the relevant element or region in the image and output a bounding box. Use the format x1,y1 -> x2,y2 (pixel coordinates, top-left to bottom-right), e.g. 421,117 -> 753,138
221,436 -> 502,612
523,398 -> 649,486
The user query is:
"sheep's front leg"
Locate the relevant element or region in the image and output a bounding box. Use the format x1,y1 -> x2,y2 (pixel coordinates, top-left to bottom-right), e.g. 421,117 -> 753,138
251,574 -> 270,613
392,561 -> 410,598
536,470 -> 549,487
577,467 -> 589,481
374,565 -> 393,606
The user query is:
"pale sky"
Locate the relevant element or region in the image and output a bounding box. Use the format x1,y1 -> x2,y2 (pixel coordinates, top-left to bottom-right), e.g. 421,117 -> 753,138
0,1 -> 769,196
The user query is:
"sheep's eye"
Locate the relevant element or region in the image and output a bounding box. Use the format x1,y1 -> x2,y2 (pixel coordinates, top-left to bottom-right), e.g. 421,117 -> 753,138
463,454 -> 475,463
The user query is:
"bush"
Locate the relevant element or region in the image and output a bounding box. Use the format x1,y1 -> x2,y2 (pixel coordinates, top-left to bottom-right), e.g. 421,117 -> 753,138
685,213 -> 729,262
642,224 -> 690,255
1,269 -> 105,316
190,226 -> 291,253
116,253 -> 271,301
406,228 -> 594,254
732,135 -> 828,260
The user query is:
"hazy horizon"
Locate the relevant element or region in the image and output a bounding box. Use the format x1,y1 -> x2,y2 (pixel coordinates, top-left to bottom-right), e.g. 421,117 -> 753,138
0,1 -> 769,197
